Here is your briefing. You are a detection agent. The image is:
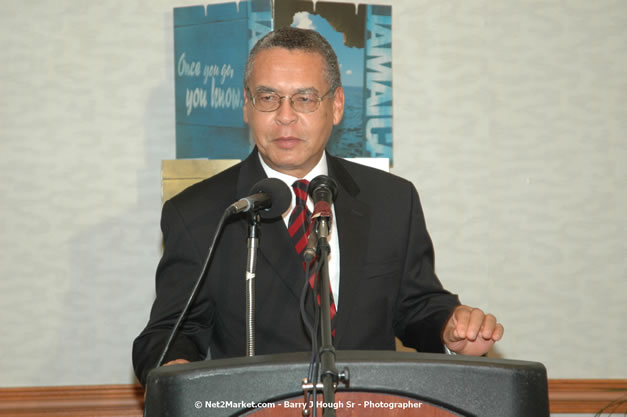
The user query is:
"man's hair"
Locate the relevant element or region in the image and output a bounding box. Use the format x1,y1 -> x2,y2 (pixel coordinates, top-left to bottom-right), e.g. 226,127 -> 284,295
244,27 -> 342,94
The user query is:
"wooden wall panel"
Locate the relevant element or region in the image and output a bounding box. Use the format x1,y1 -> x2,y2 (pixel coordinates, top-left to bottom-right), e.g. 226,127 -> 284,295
548,379 -> 627,414
0,384 -> 144,417
0,380 -> 625,416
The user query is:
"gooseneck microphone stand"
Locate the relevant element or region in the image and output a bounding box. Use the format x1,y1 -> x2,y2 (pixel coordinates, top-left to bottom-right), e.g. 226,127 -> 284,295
245,213 -> 260,357
300,176 -> 349,417
315,215 -> 339,417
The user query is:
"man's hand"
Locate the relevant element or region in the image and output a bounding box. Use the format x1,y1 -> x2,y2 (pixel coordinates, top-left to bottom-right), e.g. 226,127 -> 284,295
441,305 -> 504,356
163,359 -> 190,367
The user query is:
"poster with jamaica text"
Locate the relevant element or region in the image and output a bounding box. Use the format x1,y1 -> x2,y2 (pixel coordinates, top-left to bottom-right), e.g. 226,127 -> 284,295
174,0 -> 392,162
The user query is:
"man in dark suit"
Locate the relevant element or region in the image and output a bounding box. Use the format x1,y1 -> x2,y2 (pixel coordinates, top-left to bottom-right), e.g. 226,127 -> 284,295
133,27 -> 503,387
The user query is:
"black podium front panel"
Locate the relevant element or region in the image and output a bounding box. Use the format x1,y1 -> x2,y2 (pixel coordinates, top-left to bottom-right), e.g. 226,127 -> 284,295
145,351 -> 549,417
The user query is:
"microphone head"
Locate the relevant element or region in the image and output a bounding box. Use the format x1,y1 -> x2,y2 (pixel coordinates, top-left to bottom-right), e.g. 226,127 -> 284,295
248,178 -> 292,219
308,175 -> 338,203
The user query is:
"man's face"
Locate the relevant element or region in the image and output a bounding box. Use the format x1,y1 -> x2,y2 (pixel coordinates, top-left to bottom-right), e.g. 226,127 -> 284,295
243,47 -> 344,178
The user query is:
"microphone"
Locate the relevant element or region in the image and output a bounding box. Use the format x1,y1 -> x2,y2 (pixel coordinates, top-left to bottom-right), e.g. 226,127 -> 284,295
308,175 -> 338,211
227,178 -> 291,219
304,175 -> 338,262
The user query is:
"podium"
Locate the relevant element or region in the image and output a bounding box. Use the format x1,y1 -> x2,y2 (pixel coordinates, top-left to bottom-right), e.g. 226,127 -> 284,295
144,351 -> 549,417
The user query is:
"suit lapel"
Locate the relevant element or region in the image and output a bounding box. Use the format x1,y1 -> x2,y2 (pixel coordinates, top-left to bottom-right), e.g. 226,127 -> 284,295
237,150 -> 306,301
236,151 -> 372,341
327,155 -> 370,347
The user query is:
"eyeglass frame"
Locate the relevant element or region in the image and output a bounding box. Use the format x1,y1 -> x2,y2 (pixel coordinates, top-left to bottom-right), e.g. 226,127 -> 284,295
245,87 -> 335,113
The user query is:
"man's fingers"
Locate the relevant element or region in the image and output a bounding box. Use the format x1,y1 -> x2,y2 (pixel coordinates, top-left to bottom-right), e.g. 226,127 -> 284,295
452,306 -> 485,341
451,306 -> 472,339
478,313 -> 497,339
477,314 -> 505,341
452,307 -> 505,341
490,323 -> 505,341
466,308 -> 487,340
163,359 -> 190,367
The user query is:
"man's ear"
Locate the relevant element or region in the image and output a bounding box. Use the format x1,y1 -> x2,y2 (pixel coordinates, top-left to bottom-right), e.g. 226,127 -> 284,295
332,86 -> 345,126
243,90 -> 250,124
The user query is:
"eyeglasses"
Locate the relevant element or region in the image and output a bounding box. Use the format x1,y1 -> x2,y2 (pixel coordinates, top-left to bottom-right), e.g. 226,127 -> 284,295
247,88 -> 333,113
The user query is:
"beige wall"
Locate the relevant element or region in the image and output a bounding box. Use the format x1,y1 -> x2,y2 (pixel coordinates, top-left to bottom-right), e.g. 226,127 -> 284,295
0,0 -> 624,402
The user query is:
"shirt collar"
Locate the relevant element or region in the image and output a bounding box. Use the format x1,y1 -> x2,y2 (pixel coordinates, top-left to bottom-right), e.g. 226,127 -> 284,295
258,151 -> 329,184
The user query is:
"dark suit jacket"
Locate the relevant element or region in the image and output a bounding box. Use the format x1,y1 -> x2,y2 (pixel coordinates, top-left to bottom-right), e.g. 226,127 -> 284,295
133,149 -> 460,386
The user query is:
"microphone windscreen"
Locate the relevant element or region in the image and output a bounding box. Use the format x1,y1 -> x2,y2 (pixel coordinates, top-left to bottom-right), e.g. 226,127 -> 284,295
308,175 -> 338,202
248,178 -> 292,219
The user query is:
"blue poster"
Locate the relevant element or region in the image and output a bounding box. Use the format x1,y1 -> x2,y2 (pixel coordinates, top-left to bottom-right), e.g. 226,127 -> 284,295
174,1 -> 272,158
174,1 -> 392,161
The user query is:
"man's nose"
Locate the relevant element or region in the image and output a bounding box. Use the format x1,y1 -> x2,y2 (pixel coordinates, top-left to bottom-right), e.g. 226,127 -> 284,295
275,97 -> 298,125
